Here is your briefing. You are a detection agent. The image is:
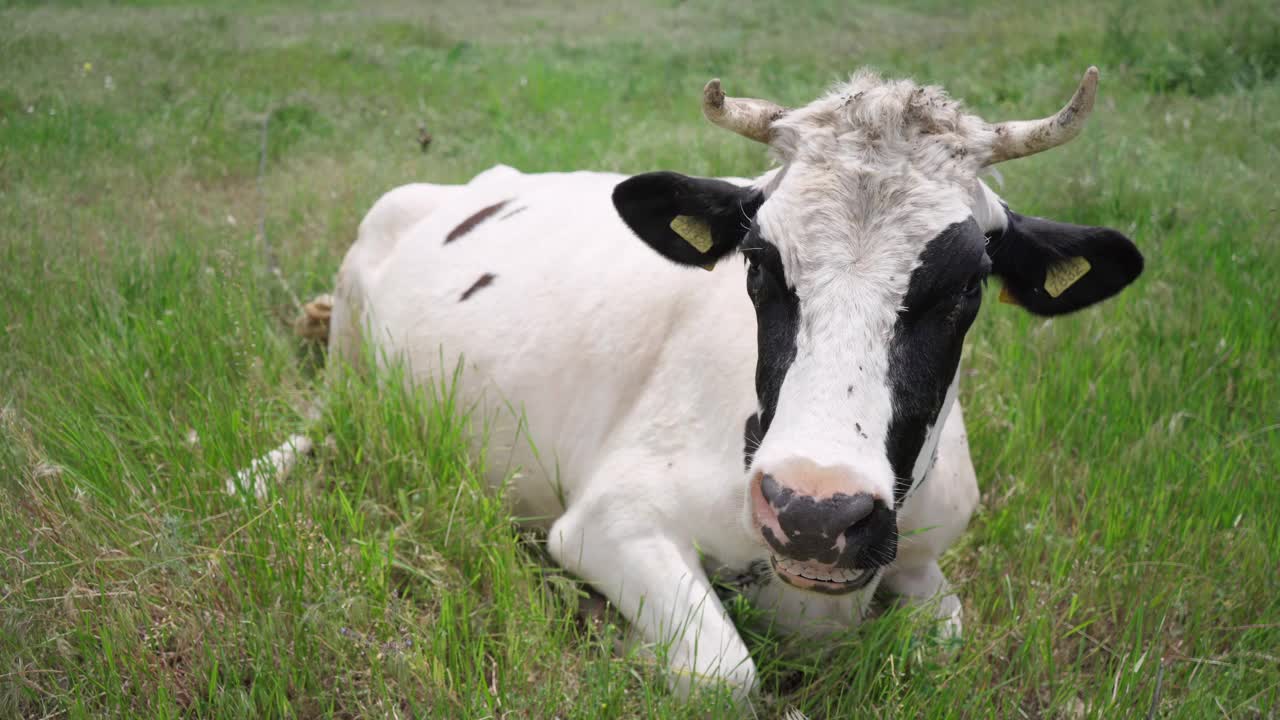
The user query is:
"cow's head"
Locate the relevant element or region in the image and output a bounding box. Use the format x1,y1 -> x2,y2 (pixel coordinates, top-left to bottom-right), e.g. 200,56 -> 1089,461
612,68 -> 1142,595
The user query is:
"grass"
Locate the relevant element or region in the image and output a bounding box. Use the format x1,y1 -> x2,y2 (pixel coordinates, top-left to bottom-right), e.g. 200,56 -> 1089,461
1,0 -> 1277,716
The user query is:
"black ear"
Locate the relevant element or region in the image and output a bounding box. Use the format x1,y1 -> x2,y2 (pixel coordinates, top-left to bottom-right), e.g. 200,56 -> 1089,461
612,172 -> 762,267
989,210 -> 1143,316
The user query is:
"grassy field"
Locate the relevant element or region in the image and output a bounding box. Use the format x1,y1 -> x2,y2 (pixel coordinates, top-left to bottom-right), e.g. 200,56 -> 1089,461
2,0 -> 1278,717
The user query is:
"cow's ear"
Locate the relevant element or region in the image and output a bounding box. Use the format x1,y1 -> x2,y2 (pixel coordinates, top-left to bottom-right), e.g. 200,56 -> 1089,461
612,172 -> 762,268
989,210 -> 1143,316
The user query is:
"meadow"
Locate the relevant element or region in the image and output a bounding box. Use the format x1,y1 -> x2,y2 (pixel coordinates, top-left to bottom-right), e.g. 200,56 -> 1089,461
1,0 -> 1278,717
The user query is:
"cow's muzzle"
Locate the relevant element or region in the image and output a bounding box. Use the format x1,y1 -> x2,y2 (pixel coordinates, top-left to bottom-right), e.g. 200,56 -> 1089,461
751,470 -> 897,595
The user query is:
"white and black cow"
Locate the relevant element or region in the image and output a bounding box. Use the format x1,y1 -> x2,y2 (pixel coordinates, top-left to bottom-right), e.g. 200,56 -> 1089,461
240,67 -> 1142,700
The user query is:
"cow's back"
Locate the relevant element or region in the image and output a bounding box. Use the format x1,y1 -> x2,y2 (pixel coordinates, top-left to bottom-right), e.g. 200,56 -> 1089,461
330,165 -> 760,528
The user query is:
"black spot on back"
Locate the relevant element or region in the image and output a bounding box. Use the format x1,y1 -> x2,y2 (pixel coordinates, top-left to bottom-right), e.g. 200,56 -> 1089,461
459,273 -> 497,302
445,200 -> 511,244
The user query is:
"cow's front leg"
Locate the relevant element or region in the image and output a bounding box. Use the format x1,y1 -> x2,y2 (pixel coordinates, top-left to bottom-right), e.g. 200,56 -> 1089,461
548,501 -> 756,701
880,560 -> 962,641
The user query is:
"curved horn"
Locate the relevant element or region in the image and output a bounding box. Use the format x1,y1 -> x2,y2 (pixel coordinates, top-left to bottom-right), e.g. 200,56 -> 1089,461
986,66 -> 1100,164
702,78 -> 787,144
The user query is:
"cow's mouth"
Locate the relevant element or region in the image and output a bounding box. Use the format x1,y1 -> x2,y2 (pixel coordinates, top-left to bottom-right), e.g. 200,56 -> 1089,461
769,554 -> 878,595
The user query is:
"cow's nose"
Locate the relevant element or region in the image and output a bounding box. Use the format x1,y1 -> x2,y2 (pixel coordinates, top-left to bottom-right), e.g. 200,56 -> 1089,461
760,473 -> 876,537
752,469 -> 896,568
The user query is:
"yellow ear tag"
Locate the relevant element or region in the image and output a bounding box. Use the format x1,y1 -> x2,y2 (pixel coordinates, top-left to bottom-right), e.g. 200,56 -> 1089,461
1044,256 -> 1092,298
669,215 -> 717,271
998,285 -> 1019,305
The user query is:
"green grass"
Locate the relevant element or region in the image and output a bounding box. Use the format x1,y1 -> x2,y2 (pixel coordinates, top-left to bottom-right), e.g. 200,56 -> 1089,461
2,0 -> 1277,717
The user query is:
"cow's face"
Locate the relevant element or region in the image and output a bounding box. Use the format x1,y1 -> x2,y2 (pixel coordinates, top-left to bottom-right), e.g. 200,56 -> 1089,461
613,69 -> 1142,595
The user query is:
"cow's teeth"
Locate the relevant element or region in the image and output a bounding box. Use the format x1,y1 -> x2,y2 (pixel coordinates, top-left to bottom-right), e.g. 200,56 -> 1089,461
775,555 -> 856,584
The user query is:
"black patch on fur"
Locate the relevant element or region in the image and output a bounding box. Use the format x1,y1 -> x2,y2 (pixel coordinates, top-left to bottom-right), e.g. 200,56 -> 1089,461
499,205 -> 528,221
612,172 -> 762,267
459,273 -> 496,301
743,232 -> 800,439
885,219 -> 988,503
743,413 -> 763,470
445,200 -> 511,244
989,208 -> 1143,315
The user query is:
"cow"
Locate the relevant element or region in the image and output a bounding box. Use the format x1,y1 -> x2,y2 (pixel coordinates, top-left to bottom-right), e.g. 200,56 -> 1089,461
236,67 -> 1142,702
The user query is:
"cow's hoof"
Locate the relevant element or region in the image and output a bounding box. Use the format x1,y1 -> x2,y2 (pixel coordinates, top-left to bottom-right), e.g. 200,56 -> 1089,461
294,294 -> 334,343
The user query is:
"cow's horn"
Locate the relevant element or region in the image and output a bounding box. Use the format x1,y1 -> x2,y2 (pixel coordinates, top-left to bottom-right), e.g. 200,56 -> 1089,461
702,79 -> 787,144
986,67 -> 1099,164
